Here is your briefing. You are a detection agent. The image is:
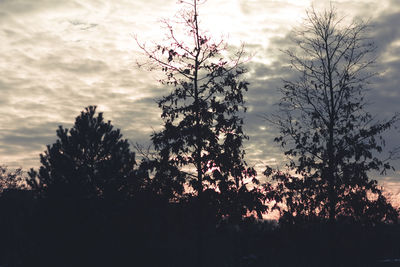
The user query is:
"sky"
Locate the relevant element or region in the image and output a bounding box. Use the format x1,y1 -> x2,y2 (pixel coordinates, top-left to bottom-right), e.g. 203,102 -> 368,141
1,0 -> 400,204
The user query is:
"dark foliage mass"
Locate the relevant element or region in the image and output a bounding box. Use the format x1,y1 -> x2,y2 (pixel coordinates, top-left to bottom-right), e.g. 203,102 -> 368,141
0,2 -> 399,267
27,106 -> 136,201
0,106 -> 399,267
0,166 -> 26,194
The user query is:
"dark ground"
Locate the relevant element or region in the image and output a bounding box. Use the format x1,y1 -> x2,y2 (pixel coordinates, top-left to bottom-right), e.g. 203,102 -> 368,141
1,190 -> 399,267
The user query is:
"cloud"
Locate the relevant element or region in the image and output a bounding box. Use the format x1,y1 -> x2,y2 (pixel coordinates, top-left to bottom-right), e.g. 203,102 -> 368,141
0,0 -> 169,168
0,0 -> 64,14
0,0 -> 399,199
241,0 -> 400,182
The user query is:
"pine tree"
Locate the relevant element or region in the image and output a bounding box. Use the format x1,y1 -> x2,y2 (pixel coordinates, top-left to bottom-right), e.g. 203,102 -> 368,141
28,106 -> 136,200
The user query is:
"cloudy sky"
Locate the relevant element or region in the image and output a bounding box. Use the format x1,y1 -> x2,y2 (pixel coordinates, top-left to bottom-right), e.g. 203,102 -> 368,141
1,0 -> 400,202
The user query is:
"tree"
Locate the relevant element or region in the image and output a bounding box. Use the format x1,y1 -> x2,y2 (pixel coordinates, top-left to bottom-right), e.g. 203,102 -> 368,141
27,106 -> 136,200
267,7 -> 399,225
136,1 -> 268,266
136,0 -> 267,220
0,166 -> 26,195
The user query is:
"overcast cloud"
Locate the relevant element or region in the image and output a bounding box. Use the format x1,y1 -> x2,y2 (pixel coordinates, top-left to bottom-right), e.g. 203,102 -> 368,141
1,0 -> 399,203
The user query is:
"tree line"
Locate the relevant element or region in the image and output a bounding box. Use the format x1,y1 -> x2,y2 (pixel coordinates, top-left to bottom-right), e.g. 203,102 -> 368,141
1,1 -> 399,266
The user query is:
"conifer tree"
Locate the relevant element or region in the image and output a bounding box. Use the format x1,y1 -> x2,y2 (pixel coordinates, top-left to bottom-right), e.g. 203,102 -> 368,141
28,106 -> 136,200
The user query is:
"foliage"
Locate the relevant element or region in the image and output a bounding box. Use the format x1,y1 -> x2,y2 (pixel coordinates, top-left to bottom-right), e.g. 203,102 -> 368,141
134,151 -> 186,201
268,7 -> 399,224
0,165 -> 26,194
265,168 -> 399,225
137,0 -> 268,219
27,106 -> 136,200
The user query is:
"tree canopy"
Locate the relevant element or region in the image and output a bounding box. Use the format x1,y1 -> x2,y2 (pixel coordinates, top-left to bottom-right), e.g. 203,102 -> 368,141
0,166 -> 26,195
267,7 -> 399,225
136,0 -> 268,220
27,106 -> 136,200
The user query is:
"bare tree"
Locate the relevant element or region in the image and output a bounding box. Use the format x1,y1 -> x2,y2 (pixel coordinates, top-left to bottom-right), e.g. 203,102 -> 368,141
267,6 -> 399,225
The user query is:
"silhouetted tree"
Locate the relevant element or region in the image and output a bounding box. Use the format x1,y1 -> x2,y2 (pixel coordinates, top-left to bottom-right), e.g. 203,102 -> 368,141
267,7 -> 399,225
136,0 -> 267,220
132,144 -> 186,201
27,106 -> 136,200
0,165 -> 26,195
137,1 -> 269,266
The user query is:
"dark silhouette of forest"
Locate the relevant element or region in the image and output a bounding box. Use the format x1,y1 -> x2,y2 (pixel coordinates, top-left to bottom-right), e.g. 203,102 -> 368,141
1,1 -> 400,267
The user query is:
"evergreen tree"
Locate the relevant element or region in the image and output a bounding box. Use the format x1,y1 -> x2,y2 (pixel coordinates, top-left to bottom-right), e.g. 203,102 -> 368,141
28,106 -> 136,200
